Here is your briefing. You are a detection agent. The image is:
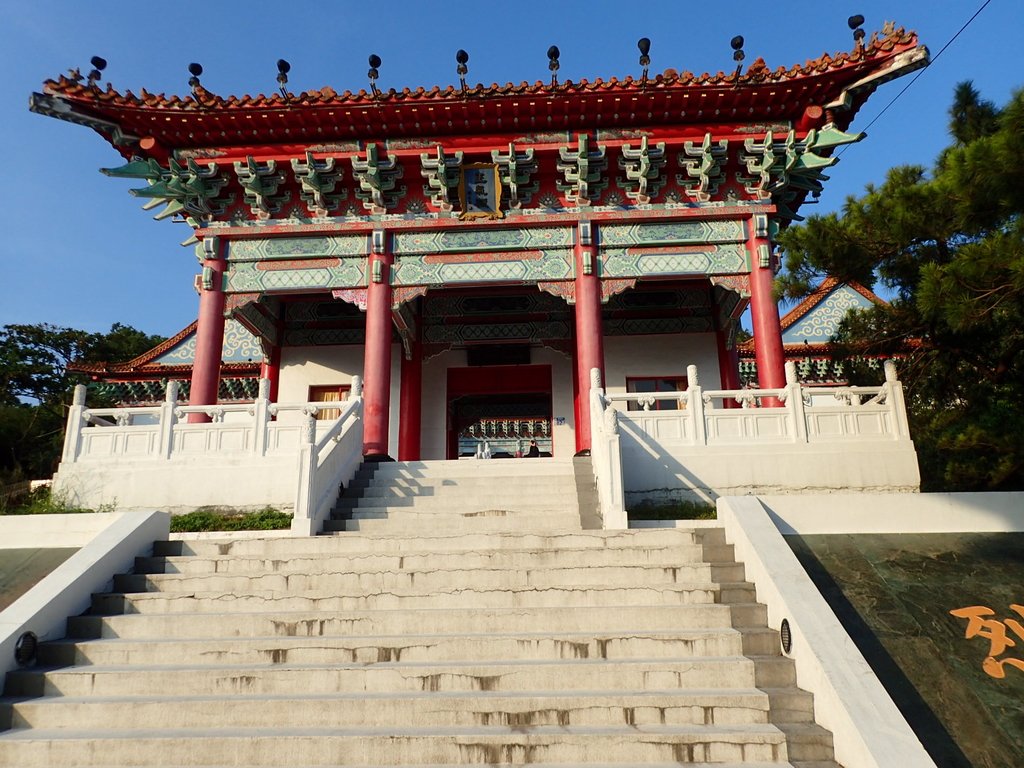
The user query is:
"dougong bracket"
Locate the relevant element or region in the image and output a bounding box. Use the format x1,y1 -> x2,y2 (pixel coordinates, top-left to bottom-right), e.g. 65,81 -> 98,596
618,137 -> 667,205
291,151 -> 347,217
556,135 -> 608,207
677,133 -> 729,203
420,146 -> 463,212
491,143 -> 539,209
352,144 -> 406,214
234,156 -> 290,220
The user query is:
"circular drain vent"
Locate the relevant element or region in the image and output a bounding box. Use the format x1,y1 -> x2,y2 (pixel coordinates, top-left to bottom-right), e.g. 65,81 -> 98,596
780,618 -> 793,655
14,631 -> 38,666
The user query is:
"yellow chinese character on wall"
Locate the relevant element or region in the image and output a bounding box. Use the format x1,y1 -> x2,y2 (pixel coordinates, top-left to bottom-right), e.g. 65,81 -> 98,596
950,604 -> 1024,679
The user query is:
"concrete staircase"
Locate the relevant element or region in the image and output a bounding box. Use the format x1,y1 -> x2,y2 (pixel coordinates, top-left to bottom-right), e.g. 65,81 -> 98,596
0,458 -> 840,767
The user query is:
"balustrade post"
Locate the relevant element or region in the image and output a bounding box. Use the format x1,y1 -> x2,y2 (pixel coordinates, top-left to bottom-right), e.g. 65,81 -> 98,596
158,381 -> 180,459
293,413 -> 319,534
785,362 -> 808,442
687,365 -> 707,446
884,360 -> 911,439
61,384 -> 88,463
252,378 -> 272,456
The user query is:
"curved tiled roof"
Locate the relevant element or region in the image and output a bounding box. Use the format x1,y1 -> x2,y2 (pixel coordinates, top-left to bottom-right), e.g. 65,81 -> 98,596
44,27 -> 918,111
34,26 -> 925,153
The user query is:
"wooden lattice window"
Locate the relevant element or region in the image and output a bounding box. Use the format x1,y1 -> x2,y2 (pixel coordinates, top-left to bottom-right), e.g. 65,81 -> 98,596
308,385 -> 351,420
625,376 -> 687,411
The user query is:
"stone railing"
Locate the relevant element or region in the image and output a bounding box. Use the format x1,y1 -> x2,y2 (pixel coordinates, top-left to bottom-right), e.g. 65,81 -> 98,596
589,369 -> 627,530
55,378 -> 364,535
590,360 -> 917,525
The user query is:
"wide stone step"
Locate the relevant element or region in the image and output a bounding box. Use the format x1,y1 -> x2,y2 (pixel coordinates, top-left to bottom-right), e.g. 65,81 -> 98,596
116,563 -> 748,594
90,582 -> 759,615
153,528 -> 727,558
68,603 -> 767,640
347,492 -> 581,510
366,459 -> 577,476
0,723 -> 792,765
138,546 -> 743,577
8,657 -> 796,699
349,477 -> 580,495
336,514 -> 578,533
6,689 -> 777,731
38,627 -> 779,668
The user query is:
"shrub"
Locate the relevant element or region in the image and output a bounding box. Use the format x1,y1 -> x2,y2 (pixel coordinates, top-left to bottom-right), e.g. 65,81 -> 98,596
169,506 -> 292,533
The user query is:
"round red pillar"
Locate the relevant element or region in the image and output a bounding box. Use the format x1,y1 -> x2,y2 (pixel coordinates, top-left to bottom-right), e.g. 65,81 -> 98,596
573,228 -> 605,454
398,337 -> 422,461
188,245 -> 227,423
260,344 -> 281,403
715,328 -> 742,407
362,245 -> 394,460
748,222 -> 786,396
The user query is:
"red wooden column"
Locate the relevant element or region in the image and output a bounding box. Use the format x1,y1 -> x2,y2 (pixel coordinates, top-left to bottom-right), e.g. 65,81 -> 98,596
573,222 -> 605,455
398,333 -> 422,461
362,233 -> 394,460
715,328 -> 742,408
747,214 -> 786,398
188,238 -> 227,423
259,344 -> 281,403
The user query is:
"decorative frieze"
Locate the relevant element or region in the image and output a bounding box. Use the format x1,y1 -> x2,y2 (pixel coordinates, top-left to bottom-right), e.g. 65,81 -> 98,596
601,244 -> 748,278
393,227 -> 573,255
226,235 -> 368,262
394,250 -> 572,286
599,220 -> 745,247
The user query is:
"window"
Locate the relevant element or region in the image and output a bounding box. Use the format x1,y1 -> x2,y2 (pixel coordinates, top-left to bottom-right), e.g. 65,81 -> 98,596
626,376 -> 687,411
308,385 -> 350,420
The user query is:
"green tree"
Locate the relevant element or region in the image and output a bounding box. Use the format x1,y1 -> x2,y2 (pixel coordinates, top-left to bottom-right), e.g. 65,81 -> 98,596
776,84 -> 1024,492
0,323 -> 163,482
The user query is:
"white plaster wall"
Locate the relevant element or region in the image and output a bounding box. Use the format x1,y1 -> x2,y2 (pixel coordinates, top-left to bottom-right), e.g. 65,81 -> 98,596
603,333 -> 721,394
420,348 -> 576,460
279,343 -> 401,456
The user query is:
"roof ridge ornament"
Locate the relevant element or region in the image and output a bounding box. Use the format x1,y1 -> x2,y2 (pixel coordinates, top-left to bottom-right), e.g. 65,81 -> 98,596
87,56 -> 106,89
637,38 -> 651,87
367,54 -> 382,98
276,59 -> 291,100
456,50 -> 469,95
547,46 -> 560,88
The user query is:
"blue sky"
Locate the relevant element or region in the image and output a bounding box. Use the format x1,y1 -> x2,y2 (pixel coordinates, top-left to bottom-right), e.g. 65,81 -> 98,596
1,1 -> 1019,338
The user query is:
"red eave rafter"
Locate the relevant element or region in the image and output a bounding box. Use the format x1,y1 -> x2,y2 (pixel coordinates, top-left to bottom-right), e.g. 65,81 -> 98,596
38,27 -> 922,151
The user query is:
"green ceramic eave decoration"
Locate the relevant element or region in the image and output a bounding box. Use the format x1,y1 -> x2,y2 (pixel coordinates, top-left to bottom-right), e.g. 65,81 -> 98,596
736,125 -> 862,221
125,158 -> 232,221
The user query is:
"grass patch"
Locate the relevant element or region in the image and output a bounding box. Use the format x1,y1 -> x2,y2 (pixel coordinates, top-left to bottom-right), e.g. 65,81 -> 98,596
170,506 -> 292,533
0,486 -> 107,516
628,499 -> 717,520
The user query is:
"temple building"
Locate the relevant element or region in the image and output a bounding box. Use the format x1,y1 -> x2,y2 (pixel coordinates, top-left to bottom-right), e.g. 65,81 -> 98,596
33,24 -> 927,465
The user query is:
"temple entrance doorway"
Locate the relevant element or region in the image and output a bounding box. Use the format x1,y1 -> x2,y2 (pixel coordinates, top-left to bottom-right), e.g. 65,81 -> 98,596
446,364 -> 553,459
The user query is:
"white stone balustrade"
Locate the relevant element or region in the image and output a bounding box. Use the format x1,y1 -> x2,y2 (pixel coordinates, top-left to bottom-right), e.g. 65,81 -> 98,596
590,361 -> 919,523
53,378 -> 364,535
